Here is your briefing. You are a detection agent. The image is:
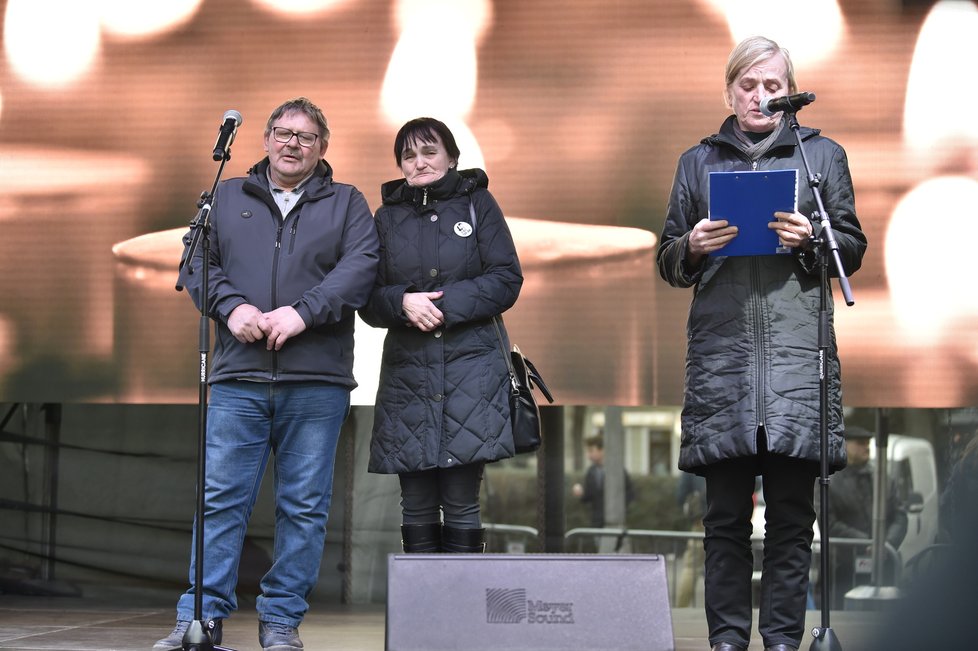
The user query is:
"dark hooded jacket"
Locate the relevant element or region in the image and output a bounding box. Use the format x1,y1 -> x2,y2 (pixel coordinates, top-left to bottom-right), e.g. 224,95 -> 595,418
826,459 -> 907,548
656,115 -> 867,473
181,157 -> 379,387
360,168 -> 523,474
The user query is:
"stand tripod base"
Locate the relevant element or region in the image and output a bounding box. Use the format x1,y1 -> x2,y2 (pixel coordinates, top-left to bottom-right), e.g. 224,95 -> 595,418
809,626 -> 842,651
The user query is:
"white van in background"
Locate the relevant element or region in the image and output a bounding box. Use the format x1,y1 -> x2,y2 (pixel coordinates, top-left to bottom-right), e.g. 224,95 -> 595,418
877,434 -> 939,566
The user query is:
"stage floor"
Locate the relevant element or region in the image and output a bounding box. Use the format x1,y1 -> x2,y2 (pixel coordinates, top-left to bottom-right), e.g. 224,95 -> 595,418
0,586 -> 890,651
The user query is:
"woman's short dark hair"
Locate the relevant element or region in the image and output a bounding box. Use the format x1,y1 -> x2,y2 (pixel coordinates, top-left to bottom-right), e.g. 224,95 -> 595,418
393,117 -> 460,166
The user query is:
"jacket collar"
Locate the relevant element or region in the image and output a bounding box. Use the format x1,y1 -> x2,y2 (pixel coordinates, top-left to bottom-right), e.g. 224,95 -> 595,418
707,114 -> 820,153
243,158 -> 335,199
380,168 -> 489,207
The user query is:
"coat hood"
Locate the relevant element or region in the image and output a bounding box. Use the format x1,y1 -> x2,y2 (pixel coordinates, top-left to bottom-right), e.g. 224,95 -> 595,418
380,168 -> 489,206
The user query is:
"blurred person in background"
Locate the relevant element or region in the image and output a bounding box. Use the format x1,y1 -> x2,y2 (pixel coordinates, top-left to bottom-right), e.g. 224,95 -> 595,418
157,97 -> 379,651
822,425 -> 906,609
359,117 -> 523,554
940,409 -> 978,502
939,430 -> 978,546
572,432 -> 637,552
572,433 -> 637,528
656,36 -> 867,651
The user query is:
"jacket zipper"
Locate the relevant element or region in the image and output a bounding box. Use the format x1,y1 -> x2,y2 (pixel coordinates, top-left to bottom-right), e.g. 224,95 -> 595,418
288,215 -> 299,254
422,188 -> 428,207
270,220 -> 284,381
258,185 -> 332,380
750,257 -> 765,439
748,153 -> 765,439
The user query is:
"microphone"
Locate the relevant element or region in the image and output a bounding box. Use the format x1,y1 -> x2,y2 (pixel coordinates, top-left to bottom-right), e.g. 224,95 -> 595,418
212,110 -> 242,161
760,92 -> 816,116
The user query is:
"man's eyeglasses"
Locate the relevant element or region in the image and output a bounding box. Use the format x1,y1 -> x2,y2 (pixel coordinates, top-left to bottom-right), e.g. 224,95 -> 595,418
271,127 -> 319,148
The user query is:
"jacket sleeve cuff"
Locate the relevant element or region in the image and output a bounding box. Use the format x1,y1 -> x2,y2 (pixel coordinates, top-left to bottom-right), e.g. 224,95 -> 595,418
292,301 -> 314,328
216,297 -> 247,324
679,235 -> 704,285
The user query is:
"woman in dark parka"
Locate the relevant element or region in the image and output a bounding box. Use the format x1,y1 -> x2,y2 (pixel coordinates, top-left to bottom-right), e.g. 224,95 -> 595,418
360,117 -> 523,553
656,37 -> 867,651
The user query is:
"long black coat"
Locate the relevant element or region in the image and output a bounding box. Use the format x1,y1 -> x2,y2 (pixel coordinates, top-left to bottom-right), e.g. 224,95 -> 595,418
360,169 -> 523,474
657,116 -> 867,473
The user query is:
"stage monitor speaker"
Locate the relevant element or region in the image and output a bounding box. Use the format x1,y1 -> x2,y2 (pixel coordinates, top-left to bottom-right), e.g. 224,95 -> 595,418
386,553 -> 674,651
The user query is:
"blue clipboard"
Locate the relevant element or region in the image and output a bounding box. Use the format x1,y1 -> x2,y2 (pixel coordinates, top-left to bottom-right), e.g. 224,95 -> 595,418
708,169 -> 798,256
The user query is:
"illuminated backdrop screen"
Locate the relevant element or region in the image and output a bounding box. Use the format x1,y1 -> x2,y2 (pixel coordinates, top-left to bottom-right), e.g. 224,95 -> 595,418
1,0 -> 975,407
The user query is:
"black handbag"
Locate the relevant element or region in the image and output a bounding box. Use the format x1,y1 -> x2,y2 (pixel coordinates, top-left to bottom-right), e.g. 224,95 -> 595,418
469,197 -> 554,453
492,317 -> 554,453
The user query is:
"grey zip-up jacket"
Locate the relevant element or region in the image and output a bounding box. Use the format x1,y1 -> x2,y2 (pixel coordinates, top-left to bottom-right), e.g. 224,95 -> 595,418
181,158 -> 379,387
657,115 -> 867,473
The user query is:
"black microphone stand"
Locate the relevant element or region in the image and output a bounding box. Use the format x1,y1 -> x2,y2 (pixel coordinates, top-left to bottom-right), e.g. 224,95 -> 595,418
172,146 -> 236,651
782,108 -> 854,651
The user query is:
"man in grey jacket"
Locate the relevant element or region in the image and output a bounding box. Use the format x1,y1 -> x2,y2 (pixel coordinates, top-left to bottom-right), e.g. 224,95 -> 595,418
156,97 -> 379,651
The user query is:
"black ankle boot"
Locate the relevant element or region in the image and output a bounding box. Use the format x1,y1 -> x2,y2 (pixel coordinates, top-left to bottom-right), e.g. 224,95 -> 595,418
401,523 -> 441,553
442,526 -> 486,553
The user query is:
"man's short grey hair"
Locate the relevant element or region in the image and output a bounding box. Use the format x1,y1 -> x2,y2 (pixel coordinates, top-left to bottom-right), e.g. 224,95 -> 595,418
265,97 -> 330,144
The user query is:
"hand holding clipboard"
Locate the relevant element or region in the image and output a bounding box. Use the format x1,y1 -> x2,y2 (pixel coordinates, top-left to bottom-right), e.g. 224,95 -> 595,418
708,169 -> 798,256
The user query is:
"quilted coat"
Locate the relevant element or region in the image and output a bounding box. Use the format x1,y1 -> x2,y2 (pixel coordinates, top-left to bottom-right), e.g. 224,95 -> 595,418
656,115 -> 867,474
360,168 -> 523,474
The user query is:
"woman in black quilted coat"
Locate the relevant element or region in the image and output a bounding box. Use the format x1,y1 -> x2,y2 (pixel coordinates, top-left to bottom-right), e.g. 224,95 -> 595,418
360,117 -> 523,553
656,37 -> 866,651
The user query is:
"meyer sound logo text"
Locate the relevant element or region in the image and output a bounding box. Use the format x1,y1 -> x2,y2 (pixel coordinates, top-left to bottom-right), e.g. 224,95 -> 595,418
486,588 -> 575,625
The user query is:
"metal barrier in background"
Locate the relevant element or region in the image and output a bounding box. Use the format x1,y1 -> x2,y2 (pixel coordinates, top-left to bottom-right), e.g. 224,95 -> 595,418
484,523 -> 540,554
563,527 -> 904,609
565,528 -> 702,607
482,525 -> 906,609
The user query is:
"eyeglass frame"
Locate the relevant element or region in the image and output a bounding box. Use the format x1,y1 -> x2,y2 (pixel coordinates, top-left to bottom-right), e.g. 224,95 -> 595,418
270,126 -> 320,148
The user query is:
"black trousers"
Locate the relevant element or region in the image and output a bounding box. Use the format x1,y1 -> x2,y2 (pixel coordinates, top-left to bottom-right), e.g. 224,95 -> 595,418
398,463 -> 485,527
701,447 -> 818,649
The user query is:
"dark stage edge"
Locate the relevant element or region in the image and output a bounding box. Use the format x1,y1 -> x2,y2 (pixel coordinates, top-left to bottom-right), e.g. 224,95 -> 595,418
0,587 -> 889,651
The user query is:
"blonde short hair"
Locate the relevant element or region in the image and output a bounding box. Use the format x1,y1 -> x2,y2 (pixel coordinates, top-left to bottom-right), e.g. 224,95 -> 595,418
723,36 -> 797,107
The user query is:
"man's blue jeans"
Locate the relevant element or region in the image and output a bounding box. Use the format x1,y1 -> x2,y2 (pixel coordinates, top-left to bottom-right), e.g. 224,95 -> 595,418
175,380 -> 350,627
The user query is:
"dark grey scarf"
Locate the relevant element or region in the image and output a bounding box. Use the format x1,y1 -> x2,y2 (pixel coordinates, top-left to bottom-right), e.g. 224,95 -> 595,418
732,118 -> 786,160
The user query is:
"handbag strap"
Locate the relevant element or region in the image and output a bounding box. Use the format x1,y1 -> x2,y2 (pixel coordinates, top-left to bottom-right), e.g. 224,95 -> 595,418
492,315 -> 519,392
472,196 -> 542,401
474,198 -> 554,403
471,197 -> 516,386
